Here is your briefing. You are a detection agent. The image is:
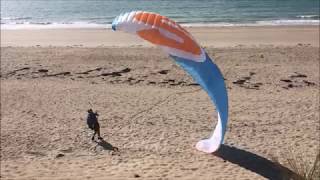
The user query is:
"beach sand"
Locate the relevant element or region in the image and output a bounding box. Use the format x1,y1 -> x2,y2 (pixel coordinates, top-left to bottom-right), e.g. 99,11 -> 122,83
1,26 -> 319,47
1,26 -> 319,179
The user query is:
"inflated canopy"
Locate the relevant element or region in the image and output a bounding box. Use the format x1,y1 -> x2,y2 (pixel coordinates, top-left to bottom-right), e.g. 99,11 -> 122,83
112,11 -> 228,153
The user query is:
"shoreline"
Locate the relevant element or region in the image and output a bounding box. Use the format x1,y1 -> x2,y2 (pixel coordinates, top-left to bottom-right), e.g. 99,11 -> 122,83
2,22 -> 319,30
1,25 -> 319,47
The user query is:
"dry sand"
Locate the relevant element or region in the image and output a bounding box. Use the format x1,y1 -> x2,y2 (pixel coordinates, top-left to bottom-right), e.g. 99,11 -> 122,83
1,26 -> 319,180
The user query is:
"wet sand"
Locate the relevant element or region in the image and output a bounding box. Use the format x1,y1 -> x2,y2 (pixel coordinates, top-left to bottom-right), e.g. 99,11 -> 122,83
1,26 -> 319,47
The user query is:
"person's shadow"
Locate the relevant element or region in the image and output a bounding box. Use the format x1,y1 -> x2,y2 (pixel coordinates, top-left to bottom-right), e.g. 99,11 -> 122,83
214,145 -> 301,180
94,138 -> 119,152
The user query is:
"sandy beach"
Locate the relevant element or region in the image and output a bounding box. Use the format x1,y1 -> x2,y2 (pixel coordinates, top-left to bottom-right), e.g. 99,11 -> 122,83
1,26 -> 319,47
1,26 -> 319,180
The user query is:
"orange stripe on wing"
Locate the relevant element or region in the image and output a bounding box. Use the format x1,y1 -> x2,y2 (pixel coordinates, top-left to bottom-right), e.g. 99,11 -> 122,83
134,12 -> 201,55
153,14 -> 162,27
140,12 -> 149,23
146,13 -> 156,25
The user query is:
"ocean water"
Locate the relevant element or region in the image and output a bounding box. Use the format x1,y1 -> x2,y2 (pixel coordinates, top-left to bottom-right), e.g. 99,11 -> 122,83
1,0 -> 319,29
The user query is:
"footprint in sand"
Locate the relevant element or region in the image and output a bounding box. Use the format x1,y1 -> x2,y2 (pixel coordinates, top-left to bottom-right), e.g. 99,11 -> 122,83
232,72 -> 262,90
158,70 -> 169,75
45,72 -> 71,77
281,72 -> 316,89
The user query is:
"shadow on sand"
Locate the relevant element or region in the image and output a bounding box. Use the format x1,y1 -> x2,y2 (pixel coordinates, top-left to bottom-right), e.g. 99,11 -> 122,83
214,145 -> 300,180
94,139 -> 119,152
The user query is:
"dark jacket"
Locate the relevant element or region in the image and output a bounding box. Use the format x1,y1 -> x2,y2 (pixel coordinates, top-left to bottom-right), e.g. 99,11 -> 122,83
87,112 -> 99,130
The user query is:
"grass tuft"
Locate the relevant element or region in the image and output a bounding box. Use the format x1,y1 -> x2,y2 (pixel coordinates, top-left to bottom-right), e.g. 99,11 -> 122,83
281,149 -> 320,180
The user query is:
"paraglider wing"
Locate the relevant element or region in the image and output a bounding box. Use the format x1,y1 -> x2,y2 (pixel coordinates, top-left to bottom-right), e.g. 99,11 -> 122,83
112,11 -> 228,153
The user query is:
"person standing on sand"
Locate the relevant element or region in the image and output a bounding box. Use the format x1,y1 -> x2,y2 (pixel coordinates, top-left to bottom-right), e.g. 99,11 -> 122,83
86,109 -> 103,141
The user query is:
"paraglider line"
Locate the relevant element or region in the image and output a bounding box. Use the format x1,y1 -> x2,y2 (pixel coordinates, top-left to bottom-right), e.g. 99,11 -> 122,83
129,87 -> 202,121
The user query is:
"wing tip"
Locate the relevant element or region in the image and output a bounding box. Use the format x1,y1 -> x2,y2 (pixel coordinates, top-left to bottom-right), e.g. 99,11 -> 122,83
196,138 -> 221,153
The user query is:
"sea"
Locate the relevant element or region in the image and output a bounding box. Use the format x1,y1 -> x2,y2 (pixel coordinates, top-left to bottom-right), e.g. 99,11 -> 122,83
1,0 -> 319,29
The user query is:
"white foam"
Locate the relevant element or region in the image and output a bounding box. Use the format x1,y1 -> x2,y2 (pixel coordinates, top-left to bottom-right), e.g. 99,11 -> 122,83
1,16 -> 32,21
296,15 -> 319,18
256,19 -> 319,26
1,22 -> 110,30
182,19 -> 319,27
1,19 -> 319,30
